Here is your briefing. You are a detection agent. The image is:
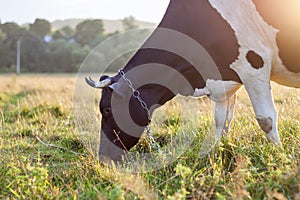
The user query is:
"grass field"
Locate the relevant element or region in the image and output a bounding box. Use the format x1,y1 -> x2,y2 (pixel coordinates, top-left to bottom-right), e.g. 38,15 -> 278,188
0,74 -> 300,199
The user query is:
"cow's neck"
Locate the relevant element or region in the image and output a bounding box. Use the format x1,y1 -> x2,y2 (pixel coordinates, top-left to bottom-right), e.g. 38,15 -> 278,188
115,49 -> 203,127
119,48 -> 205,93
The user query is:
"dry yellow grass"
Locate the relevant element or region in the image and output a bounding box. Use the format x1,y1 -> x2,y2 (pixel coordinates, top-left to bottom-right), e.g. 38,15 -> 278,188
0,73 -> 299,199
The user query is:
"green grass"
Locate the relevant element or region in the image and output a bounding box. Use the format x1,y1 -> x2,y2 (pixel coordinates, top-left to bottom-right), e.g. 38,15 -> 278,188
0,74 -> 300,199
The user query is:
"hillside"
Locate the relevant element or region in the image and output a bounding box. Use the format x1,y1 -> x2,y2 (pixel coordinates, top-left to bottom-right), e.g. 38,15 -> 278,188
51,18 -> 157,33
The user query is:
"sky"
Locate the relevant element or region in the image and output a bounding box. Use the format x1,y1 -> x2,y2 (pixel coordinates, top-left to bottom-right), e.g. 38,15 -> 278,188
0,0 -> 170,25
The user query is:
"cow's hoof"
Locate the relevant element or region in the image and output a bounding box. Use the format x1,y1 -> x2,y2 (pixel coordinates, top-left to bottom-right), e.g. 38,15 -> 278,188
266,133 -> 282,146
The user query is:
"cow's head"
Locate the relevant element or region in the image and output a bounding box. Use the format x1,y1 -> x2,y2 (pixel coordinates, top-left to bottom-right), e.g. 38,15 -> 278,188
85,75 -> 148,163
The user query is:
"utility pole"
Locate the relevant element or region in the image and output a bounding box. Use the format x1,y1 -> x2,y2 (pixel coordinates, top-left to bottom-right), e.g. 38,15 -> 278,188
16,39 -> 21,75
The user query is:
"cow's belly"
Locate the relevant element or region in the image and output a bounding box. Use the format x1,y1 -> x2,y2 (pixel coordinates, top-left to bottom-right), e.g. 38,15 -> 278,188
253,0 -> 300,88
271,62 -> 300,88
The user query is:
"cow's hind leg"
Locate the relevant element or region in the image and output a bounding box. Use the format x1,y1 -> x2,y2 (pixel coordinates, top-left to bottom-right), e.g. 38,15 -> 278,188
194,80 -> 241,143
214,94 -> 236,141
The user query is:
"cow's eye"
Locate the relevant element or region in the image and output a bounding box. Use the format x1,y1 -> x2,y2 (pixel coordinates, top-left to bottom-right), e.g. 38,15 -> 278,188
102,107 -> 111,117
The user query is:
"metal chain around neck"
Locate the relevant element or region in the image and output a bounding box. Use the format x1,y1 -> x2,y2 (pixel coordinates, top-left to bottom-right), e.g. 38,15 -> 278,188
119,70 -> 151,122
118,70 -> 163,153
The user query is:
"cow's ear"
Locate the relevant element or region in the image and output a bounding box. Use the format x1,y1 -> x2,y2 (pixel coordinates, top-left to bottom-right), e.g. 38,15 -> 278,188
109,83 -> 125,97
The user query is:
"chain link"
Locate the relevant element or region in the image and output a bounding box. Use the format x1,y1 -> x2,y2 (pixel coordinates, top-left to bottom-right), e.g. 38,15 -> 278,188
119,70 -> 163,153
145,125 -> 163,153
119,70 -> 151,122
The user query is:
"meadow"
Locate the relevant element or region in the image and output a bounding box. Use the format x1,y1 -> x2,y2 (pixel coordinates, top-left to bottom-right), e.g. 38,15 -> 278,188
0,74 -> 299,199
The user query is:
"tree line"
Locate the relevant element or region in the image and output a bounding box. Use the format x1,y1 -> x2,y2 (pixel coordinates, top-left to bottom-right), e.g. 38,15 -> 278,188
0,17 -> 151,73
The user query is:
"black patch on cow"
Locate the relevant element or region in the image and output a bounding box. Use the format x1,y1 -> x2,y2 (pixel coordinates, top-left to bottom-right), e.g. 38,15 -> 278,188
144,0 -> 241,84
246,50 -> 264,69
257,117 -> 272,133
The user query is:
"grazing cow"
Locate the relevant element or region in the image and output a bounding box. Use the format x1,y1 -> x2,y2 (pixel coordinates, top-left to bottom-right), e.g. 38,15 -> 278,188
86,0 -> 300,162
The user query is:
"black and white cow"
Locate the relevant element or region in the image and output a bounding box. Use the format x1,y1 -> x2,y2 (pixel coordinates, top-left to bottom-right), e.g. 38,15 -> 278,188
86,0 -> 300,162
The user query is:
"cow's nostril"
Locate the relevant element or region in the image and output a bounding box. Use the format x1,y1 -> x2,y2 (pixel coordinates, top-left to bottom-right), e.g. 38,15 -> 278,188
103,107 -> 111,117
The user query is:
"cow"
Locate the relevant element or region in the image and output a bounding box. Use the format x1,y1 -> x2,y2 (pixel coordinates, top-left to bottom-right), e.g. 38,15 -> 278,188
85,0 -> 300,162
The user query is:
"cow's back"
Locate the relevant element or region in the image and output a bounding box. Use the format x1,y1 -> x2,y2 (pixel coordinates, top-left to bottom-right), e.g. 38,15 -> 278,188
158,0 -> 241,82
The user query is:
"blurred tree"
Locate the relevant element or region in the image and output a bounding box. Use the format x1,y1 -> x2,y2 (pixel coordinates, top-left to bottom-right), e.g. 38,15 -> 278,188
0,29 -> 6,41
0,18 -> 151,73
0,41 -> 13,70
46,39 -> 72,72
52,30 -> 65,40
20,31 -> 46,72
122,16 -> 138,30
71,43 -> 91,70
0,22 -> 20,38
61,26 -> 74,39
29,19 -> 51,39
75,19 -> 104,46
89,34 -> 107,48
46,39 -> 90,72
0,24 -> 27,71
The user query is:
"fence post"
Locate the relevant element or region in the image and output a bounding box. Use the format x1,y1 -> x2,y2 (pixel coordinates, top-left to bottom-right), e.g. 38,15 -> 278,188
16,39 -> 21,75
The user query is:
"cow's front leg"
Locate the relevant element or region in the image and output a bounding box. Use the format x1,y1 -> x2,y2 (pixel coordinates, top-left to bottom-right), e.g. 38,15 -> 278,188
244,81 -> 280,144
214,94 -> 236,141
231,49 -> 281,145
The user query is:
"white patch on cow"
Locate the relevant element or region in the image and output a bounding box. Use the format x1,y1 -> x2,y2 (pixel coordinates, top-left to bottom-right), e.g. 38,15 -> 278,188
208,0 -> 281,144
193,87 -> 210,97
205,79 -> 241,102
193,80 -> 241,101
